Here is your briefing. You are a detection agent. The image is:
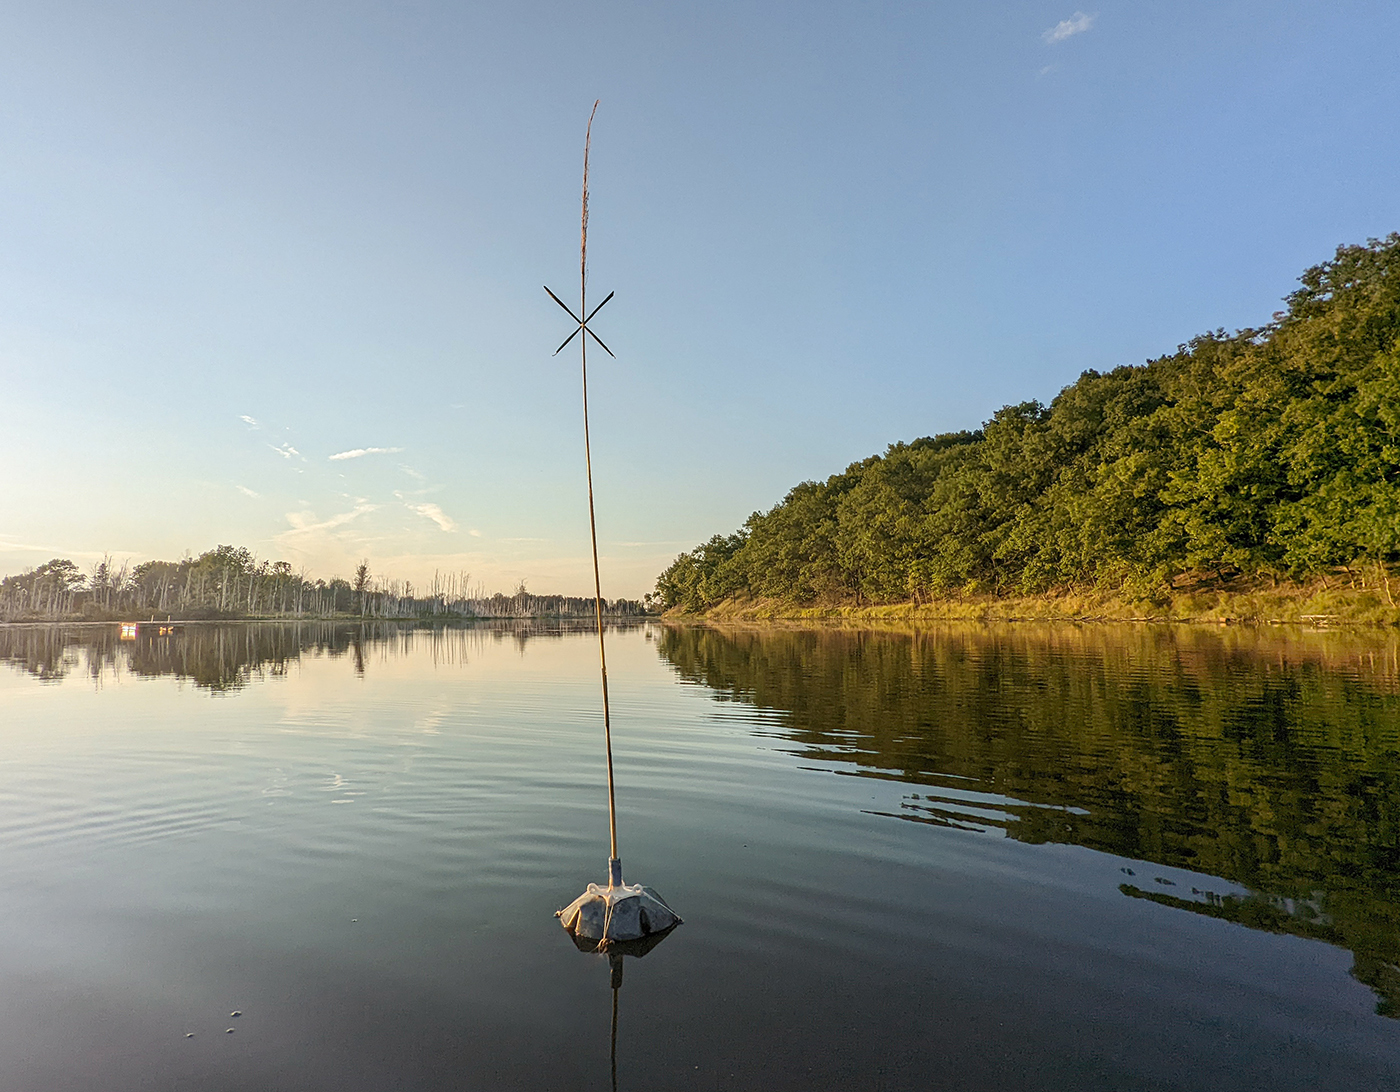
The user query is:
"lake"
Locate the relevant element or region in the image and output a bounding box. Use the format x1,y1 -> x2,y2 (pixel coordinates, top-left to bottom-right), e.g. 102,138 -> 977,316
1,620 -> 1398,1090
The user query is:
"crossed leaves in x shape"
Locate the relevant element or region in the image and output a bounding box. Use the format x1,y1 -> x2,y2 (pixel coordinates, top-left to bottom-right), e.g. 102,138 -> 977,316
544,286 -> 615,358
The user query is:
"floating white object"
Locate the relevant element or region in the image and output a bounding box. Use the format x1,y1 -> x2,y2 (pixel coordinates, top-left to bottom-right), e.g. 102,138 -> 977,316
558,877 -> 681,945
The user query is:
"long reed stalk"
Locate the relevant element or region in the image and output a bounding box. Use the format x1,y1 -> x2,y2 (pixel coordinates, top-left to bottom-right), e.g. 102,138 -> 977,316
575,101 -> 620,872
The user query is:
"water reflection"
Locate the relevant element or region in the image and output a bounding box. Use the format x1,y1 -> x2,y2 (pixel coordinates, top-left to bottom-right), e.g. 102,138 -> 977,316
564,927 -> 678,1092
0,619 -> 650,692
2,620 -> 1395,1087
656,623 -> 1400,1016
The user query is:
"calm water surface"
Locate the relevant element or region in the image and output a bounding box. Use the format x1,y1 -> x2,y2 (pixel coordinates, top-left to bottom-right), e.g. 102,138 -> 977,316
1,620 -> 1399,1091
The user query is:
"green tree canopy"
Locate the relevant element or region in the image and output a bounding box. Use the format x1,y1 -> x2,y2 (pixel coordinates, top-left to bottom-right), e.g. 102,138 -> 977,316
656,234 -> 1400,609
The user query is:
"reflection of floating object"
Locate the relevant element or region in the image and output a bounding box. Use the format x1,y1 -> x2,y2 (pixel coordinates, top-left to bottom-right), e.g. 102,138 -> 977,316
564,919 -> 679,958
558,879 -> 681,946
568,923 -> 678,1092
119,621 -> 184,640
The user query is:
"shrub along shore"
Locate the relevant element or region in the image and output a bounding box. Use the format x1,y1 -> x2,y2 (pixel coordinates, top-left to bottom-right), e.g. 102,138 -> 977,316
679,578 -> 1400,627
656,235 -> 1400,626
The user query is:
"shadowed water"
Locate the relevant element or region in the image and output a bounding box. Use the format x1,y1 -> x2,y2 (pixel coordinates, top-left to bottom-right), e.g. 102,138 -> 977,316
1,620 -> 1398,1090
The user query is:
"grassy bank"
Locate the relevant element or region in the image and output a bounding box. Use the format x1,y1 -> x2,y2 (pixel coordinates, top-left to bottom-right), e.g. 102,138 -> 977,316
675,577 -> 1400,627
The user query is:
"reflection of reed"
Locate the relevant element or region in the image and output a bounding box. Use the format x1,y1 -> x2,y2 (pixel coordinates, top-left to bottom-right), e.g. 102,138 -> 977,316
657,622 -> 1400,1017
563,927 -> 678,1092
0,619 -> 653,691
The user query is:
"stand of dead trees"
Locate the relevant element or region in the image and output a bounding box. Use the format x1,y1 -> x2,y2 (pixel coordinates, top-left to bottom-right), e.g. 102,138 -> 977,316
0,546 -> 650,622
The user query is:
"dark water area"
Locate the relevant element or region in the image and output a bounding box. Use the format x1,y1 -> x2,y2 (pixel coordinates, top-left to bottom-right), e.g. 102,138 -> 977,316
1,621 -> 1398,1090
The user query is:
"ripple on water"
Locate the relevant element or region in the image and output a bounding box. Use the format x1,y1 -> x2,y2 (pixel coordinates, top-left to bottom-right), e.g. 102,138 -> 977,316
0,621 -> 1398,1092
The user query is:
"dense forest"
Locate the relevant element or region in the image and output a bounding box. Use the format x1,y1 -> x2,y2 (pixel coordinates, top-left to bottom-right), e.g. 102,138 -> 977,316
0,545 -> 648,622
656,235 -> 1400,612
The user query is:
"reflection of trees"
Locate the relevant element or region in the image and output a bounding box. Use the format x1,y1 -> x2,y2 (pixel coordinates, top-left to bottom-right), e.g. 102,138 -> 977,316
0,624 -> 89,681
656,623 -> 1400,1016
0,623 -> 363,691
0,619 -> 649,692
1119,883 -> 1400,1017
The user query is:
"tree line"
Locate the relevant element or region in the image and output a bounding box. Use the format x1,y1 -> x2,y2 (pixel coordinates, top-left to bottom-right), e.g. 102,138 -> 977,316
656,234 -> 1400,611
0,546 -> 649,621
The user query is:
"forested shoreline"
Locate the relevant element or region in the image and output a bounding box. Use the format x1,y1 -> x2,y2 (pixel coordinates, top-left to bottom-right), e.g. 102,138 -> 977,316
656,235 -> 1400,617
0,546 -> 649,622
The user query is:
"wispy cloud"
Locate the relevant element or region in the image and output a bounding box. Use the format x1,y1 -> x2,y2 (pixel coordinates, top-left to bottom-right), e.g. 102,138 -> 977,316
271,442 -> 301,459
469,529 -> 482,537
392,486 -> 440,501
0,535 -> 119,559
612,540 -> 695,547
1043,11 -> 1095,43
408,503 -> 457,532
277,502 -> 377,541
272,501 -> 379,570
240,415 -> 260,429
329,446 -> 404,461
236,485 -> 259,498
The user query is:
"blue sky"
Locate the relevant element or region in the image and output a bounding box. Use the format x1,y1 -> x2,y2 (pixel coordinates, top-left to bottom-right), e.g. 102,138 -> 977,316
2,1 -> 1398,597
